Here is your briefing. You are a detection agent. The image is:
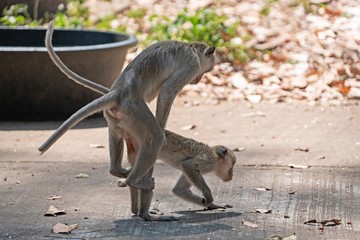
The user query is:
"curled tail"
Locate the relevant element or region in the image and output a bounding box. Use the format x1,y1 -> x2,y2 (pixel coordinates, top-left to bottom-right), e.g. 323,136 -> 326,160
45,21 -> 109,95
39,94 -> 116,153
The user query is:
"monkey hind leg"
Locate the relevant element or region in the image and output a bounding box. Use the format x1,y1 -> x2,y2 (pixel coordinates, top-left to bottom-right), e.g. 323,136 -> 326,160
125,101 -> 165,191
125,135 -> 164,190
129,187 -> 139,215
139,188 -> 179,221
108,128 -> 130,178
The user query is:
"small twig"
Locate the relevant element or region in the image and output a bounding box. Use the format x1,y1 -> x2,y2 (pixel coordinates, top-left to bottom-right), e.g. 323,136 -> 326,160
304,218 -> 341,226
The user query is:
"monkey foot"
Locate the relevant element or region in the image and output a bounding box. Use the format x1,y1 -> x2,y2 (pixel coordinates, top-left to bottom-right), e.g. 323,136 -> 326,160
110,168 -> 131,178
205,203 -> 233,210
126,177 -> 155,191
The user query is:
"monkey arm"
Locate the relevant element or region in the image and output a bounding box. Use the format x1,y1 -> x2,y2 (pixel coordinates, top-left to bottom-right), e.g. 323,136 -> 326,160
155,84 -> 178,129
155,67 -> 199,129
176,160 -> 214,206
172,174 -> 207,206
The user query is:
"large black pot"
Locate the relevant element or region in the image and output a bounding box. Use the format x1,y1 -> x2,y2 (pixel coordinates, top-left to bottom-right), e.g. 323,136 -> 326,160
0,26 -> 137,120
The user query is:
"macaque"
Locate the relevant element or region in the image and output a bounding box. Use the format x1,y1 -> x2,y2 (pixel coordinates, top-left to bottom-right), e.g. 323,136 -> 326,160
39,21 -> 216,221
123,130 -> 236,220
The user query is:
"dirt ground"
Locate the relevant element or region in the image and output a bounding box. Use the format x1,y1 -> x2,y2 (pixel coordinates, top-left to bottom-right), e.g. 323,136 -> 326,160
0,98 -> 359,239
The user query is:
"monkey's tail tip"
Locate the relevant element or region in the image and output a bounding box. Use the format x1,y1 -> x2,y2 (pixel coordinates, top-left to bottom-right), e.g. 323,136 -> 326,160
38,146 -> 47,155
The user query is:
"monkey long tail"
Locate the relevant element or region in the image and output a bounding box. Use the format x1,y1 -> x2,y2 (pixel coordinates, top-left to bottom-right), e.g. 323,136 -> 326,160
38,94 -> 116,153
45,21 -> 109,95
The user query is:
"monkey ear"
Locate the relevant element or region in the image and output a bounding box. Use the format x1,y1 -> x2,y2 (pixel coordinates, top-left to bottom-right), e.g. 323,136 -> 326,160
204,46 -> 215,56
217,147 -> 228,158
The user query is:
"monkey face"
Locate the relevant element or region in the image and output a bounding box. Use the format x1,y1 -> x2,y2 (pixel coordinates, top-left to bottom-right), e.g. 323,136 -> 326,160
191,42 -> 216,76
213,146 -> 236,182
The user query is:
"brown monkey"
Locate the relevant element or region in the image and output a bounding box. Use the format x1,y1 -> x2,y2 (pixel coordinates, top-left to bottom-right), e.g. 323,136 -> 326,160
124,130 -> 236,219
39,21 -> 215,221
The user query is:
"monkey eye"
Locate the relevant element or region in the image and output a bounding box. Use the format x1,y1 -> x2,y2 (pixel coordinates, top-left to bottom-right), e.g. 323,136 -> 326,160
219,147 -> 228,158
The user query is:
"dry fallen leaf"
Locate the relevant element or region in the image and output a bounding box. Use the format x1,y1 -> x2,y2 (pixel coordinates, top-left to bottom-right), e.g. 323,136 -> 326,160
75,173 -> 89,179
44,205 -> 66,217
117,179 -> 127,187
241,219 -> 258,228
52,222 -> 78,234
89,144 -> 105,148
233,147 -> 246,152
294,147 -> 309,152
254,208 -> 272,214
246,94 -> 262,103
288,164 -> 310,169
288,189 -> 296,195
230,72 -> 248,89
266,236 -> 282,240
47,195 -> 62,200
254,187 -> 272,191
330,80 -> 351,95
241,111 -> 267,118
266,234 -> 297,240
149,207 -> 164,215
181,124 -> 196,131
304,218 -> 341,226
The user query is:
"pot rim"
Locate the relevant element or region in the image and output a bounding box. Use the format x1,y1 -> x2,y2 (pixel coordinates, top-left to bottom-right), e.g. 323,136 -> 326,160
0,25 -> 137,52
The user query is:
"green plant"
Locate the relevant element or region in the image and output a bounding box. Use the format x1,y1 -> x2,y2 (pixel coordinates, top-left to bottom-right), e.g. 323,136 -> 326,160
145,9 -> 250,64
0,0 -> 91,27
0,4 -> 41,26
53,0 -> 91,28
0,1 -> 252,64
260,0 -> 278,16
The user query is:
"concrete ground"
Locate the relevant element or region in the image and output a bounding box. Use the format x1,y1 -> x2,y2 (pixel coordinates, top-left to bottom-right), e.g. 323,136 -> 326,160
0,99 -> 359,239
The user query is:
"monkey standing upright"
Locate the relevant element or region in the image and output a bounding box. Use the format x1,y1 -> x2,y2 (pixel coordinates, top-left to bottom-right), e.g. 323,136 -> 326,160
39,21 -> 216,221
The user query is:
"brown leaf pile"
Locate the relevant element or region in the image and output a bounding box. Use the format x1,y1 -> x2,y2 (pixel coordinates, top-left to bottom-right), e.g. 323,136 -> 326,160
118,0 -> 360,106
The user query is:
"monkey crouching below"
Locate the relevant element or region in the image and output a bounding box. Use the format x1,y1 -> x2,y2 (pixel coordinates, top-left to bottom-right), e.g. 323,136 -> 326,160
123,130 -> 236,218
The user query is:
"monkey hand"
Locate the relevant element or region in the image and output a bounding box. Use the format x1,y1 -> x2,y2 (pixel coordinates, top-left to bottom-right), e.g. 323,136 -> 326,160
205,203 -> 233,210
201,193 -> 214,206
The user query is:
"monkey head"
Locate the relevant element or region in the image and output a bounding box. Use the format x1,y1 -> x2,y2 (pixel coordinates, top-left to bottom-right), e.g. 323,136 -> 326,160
190,42 -> 216,84
212,146 -> 237,182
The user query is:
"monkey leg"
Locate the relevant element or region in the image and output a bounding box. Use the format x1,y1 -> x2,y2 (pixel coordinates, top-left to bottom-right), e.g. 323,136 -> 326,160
125,101 -> 165,191
129,187 -> 139,215
108,128 -> 130,178
126,138 -> 176,221
172,174 -> 208,206
105,110 -> 131,178
138,167 -> 179,221
173,174 -> 231,210
126,139 -> 140,215
179,160 -> 214,206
